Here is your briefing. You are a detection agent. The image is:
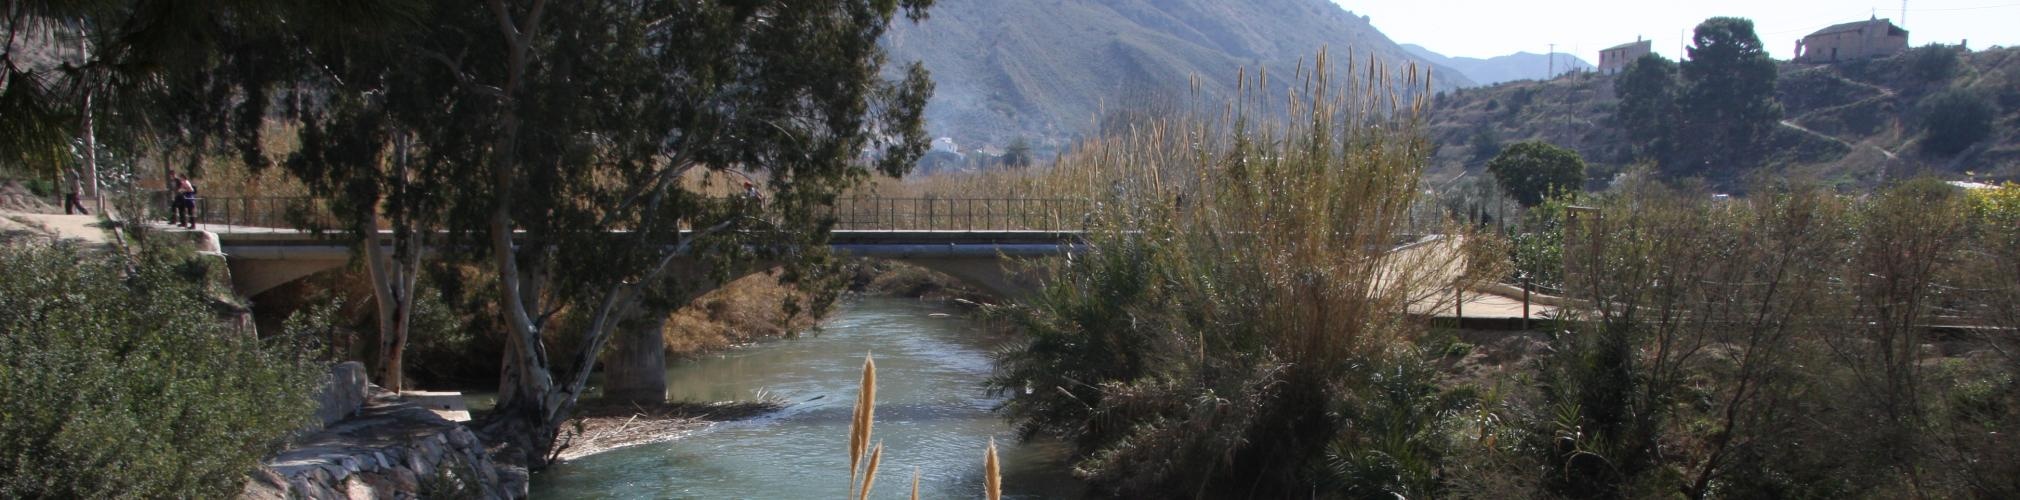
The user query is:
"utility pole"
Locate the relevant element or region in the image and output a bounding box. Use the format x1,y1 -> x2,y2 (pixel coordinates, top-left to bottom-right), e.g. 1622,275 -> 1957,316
1548,43 -> 1556,79
1902,0 -> 1909,28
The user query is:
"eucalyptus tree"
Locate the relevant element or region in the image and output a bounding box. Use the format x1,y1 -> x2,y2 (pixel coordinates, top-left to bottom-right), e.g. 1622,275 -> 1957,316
343,0 -> 934,467
284,98 -> 440,394
0,1 -> 407,208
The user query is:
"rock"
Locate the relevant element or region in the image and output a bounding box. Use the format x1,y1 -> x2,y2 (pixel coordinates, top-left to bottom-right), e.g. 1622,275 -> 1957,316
314,362 -> 371,430
243,363 -> 516,499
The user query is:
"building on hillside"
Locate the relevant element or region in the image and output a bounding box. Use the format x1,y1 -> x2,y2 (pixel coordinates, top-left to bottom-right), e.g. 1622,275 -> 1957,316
930,137 -> 960,154
1598,38 -> 1653,75
1797,17 -> 1908,63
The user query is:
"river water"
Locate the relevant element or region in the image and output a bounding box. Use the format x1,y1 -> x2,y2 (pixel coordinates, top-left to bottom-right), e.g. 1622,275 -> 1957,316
530,297 -> 1085,499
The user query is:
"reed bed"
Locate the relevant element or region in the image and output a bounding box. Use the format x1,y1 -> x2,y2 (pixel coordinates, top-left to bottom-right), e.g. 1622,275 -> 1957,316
985,50 -> 1499,497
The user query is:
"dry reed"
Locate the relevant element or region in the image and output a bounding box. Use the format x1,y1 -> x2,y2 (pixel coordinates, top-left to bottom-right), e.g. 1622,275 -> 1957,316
909,466 -> 921,500
847,353 -> 876,499
859,442 -> 883,500
984,438 -> 1001,500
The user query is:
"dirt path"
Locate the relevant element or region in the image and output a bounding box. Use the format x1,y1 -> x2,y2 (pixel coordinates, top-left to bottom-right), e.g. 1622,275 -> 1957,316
0,212 -> 114,244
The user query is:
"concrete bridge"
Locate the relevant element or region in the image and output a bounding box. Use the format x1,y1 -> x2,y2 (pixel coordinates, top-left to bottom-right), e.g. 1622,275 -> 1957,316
177,195 -> 1540,325
211,228 -> 1080,299
175,195 -> 1091,298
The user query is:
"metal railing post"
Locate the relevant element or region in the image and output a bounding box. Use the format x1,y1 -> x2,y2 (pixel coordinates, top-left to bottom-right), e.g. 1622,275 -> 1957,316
1522,277 -> 1532,330
1455,287 -> 1464,325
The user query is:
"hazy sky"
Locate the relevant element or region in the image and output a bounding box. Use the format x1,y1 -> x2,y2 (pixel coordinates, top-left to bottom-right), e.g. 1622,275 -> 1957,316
1335,0 -> 2020,62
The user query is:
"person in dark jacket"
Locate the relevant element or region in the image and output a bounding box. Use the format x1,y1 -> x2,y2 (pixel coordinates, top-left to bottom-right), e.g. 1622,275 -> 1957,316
170,172 -> 197,228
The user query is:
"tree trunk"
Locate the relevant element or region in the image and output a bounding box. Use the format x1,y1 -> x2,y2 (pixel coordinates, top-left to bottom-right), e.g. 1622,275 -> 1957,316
76,30 -> 102,214
369,135 -> 424,394
602,313 -> 668,405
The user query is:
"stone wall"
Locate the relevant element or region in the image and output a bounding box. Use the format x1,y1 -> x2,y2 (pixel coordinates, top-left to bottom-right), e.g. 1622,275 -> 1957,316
242,364 -> 524,499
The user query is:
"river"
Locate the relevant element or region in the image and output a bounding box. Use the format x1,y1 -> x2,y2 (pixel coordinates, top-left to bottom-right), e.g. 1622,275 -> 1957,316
529,297 -> 1085,498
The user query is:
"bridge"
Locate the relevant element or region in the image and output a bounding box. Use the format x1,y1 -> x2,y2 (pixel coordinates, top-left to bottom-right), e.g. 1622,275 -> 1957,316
175,196 -> 1090,298
165,194 -> 1546,327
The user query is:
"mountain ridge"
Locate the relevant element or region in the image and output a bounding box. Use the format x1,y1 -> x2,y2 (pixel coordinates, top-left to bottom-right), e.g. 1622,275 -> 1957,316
882,0 -> 1473,155
1401,44 -> 1595,87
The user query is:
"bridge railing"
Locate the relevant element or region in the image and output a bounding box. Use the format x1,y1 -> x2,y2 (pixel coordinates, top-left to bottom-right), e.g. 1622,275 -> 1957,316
169,194 -> 1092,233
828,197 -> 1091,231
146,195 -> 340,233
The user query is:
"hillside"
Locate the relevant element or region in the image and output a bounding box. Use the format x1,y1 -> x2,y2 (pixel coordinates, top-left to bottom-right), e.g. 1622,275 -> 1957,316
883,0 -> 1473,155
1402,44 -> 1593,86
1423,46 -> 2020,189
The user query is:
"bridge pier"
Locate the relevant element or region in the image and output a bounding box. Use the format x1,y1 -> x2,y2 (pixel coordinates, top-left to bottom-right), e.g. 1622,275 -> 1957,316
602,314 -> 669,404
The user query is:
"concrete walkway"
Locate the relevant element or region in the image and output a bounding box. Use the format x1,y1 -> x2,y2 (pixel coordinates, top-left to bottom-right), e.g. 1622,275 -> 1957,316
1444,289 -> 1559,320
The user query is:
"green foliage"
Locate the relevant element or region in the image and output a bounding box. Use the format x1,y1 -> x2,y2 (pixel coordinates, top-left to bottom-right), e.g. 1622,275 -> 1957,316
0,242 -> 321,498
184,0 -> 941,465
1966,182 -> 2020,223
1678,17 -> 1782,175
0,1 -> 420,177
1318,352 -> 1477,499
1509,195 -> 1573,289
1613,55 -> 1680,165
1467,127 -> 1502,165
1485,141 -> 1586,207
1906,44 -> 1962,82
1919,88 -> 1997,156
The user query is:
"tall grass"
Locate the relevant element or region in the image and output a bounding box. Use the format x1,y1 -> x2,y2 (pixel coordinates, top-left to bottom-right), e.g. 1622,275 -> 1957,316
985,50 -> 1497,497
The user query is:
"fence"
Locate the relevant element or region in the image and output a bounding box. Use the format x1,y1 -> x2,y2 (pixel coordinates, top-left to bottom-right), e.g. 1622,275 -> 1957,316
152,195 -> 340,232
164,194 -> 1091,233
826,197 -> 1090,231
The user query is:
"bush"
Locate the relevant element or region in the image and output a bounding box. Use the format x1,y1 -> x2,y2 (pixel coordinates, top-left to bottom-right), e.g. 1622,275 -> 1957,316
0,241 -> 321,498
1906,44 -> 1962,82
1919,88 -> 1996,156
1486,141 -> 1586,207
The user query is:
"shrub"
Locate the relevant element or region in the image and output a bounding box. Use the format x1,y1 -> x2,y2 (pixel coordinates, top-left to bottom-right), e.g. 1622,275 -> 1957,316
1919,88 -> 1996,156
1906,43 -> 1962,82
0,241 -> 321,498
1487,141 -> 1587,207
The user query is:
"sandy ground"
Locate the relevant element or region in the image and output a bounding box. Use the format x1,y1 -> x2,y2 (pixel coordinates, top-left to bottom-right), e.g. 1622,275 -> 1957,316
551,400 -> 781,461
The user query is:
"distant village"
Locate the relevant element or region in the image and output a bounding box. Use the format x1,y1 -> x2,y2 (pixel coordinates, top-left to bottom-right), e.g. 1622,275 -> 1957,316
1600,15 -> 1921,74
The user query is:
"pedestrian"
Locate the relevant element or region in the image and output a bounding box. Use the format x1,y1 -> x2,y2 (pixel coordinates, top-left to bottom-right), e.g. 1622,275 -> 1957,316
63,169 -> 89,215
170,172 -> 197,228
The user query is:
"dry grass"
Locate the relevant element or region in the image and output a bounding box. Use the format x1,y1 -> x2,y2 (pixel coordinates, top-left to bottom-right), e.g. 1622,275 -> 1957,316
660,268 -> 822,358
